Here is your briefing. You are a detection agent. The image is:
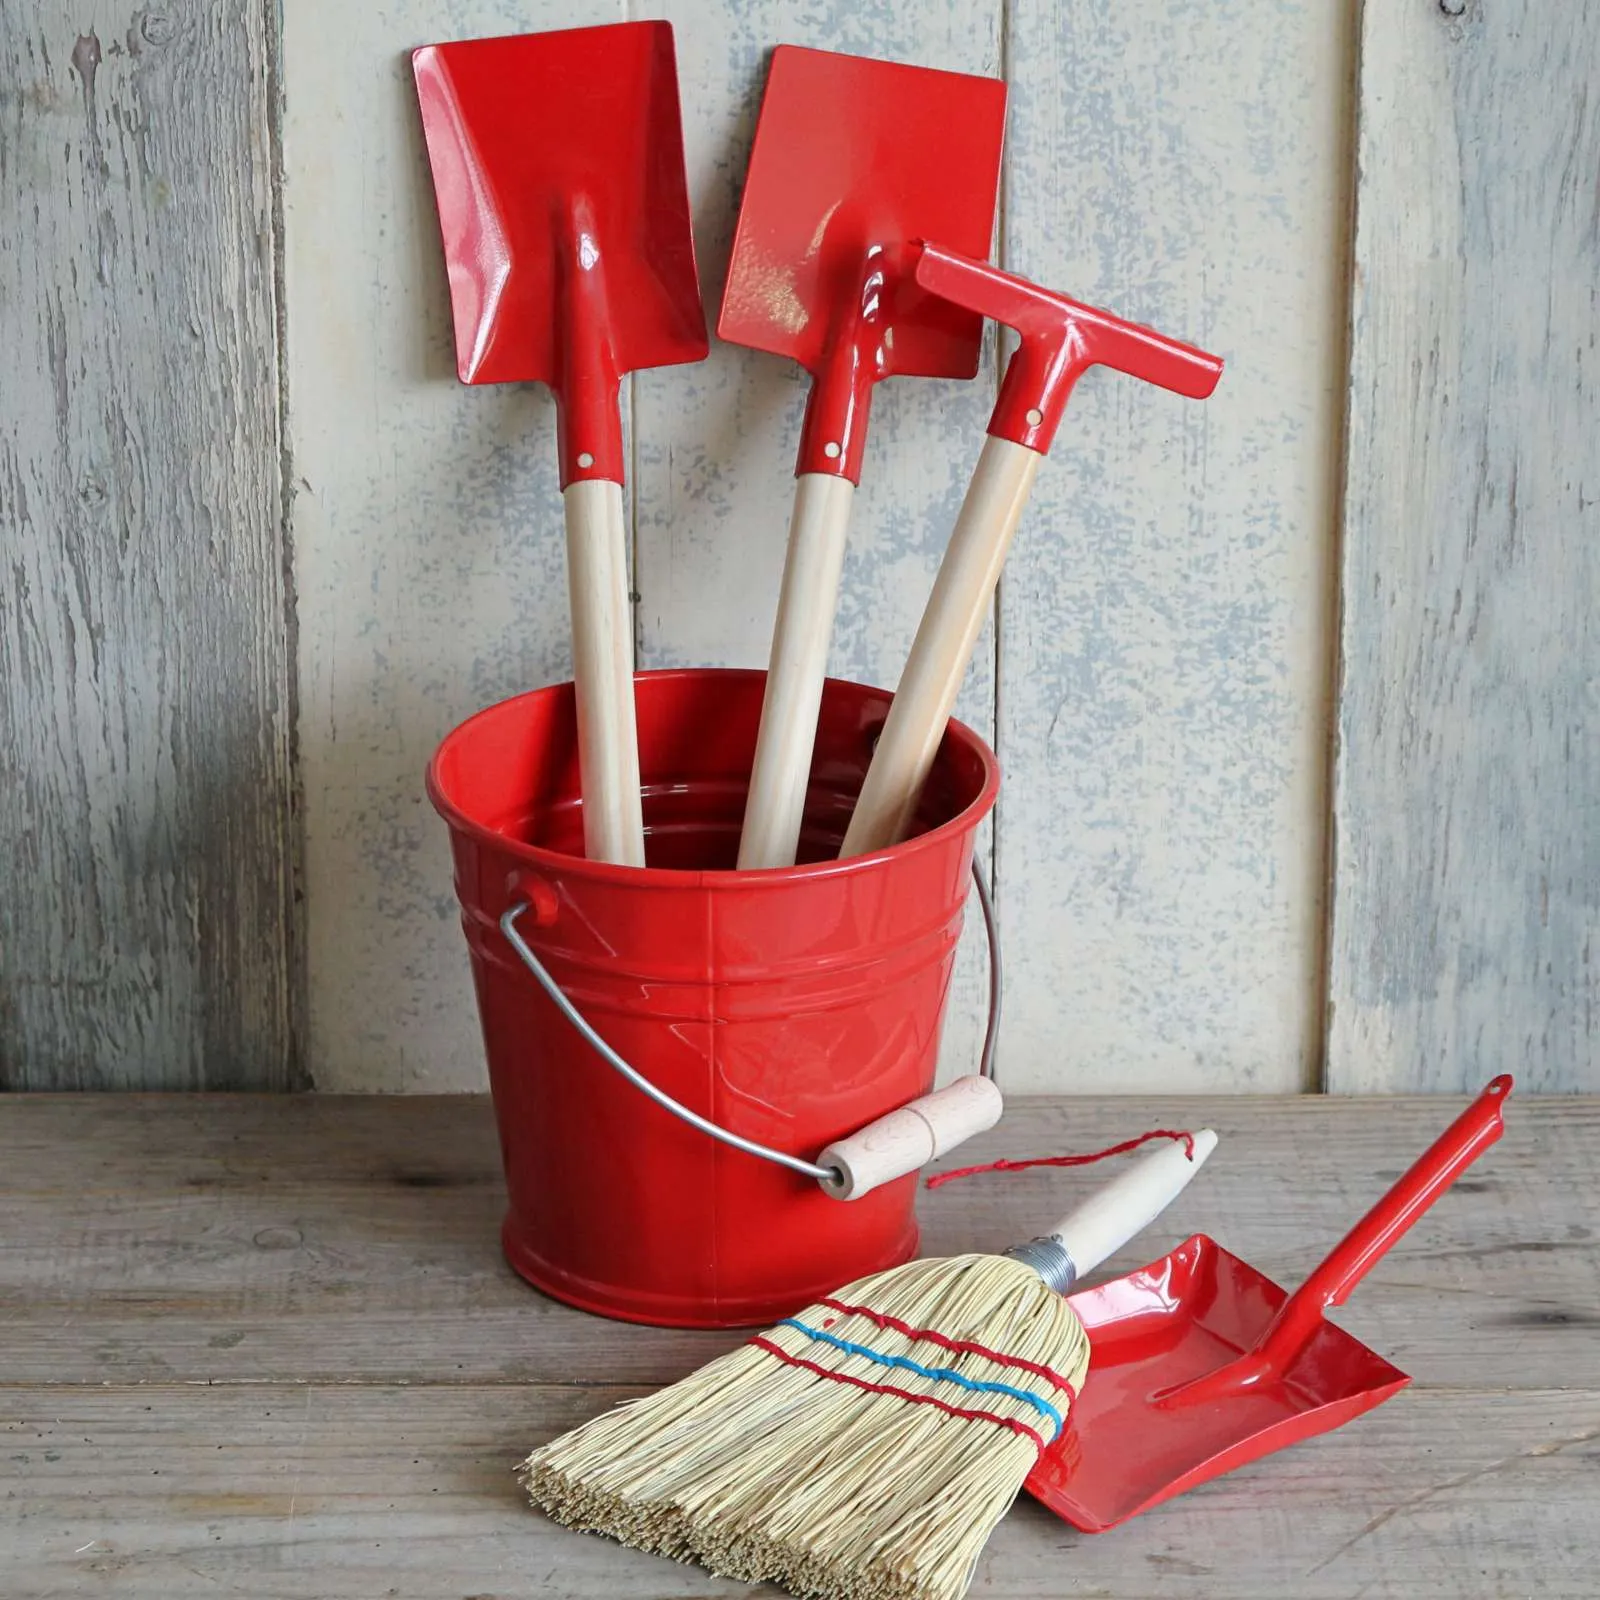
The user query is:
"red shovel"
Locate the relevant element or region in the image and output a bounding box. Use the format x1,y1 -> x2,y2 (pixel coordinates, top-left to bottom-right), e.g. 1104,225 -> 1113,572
1027,1075 -> 1514,1531
839,243 -> 1224,856
413,24 -> 708,865
720,47 -> 1006,869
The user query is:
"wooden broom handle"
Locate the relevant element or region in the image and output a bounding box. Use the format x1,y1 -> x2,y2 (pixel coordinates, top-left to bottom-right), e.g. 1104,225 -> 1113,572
739,474 -> 856,869
562,479 -> 646,866
839,437 -> 1041,858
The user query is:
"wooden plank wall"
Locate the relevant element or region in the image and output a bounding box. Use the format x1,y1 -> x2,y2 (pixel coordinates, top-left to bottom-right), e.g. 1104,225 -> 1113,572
1328,0 -> 1600,1092
0,1 -> 297,1089
999,2 -> 1353,1092
279,0 -> 614,1093
3,0 -> 1593,1092
277,0 -> 1348,1093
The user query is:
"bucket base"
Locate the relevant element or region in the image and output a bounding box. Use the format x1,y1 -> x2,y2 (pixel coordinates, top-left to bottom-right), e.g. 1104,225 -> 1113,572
501,1213 -> 922,1329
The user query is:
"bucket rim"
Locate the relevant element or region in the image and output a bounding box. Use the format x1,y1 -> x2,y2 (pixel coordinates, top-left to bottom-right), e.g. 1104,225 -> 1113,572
425,666 -> 1000,889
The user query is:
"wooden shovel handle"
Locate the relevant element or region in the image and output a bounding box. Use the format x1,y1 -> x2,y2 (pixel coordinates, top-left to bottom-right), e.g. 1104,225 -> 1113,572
839,436 -> 1040,858
739,474 -> 856,869
562,480 -> 646,865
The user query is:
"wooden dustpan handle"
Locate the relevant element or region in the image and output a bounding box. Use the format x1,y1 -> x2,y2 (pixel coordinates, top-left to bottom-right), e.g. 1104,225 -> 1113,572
1256,1075 -> 1513,1367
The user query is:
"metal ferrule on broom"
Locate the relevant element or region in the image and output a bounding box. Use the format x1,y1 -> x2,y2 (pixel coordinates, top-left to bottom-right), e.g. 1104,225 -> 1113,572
1002,1236 -> 1078,1294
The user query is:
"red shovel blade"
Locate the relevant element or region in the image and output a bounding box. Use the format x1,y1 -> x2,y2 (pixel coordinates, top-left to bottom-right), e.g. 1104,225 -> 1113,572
719,46 -> 1005,479
1026,1236 -> 1409,1532
413,23 -> 708,483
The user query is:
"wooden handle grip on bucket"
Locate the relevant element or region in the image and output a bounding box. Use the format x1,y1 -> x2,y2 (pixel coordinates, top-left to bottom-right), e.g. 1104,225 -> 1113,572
818,1075 -> 1004,1200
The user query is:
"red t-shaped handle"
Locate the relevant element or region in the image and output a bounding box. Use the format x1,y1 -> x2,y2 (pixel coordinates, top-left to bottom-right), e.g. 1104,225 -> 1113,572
913,242 -> 1224,454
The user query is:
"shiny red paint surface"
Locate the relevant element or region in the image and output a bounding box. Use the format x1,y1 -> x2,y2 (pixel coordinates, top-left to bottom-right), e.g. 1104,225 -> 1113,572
913,242 -> 1224,453
428,670 -> 999,1328
412,23 -> 707,487
718,46 -> 1005,482
1028,1078 -> 1512,1531
1029,1236 -> 1408,1532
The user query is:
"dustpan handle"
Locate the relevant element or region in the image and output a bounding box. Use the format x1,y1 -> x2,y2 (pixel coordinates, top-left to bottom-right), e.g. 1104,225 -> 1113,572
499,857 -> 1004,1188
1258,1076 -> 1513,1366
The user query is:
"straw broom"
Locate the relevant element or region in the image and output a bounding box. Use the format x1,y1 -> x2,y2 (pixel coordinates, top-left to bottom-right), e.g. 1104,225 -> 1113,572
523,1129 -> 1216,1600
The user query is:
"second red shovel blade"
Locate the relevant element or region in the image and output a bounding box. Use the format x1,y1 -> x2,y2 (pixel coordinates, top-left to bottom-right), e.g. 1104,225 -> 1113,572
718,45 -> 1006,382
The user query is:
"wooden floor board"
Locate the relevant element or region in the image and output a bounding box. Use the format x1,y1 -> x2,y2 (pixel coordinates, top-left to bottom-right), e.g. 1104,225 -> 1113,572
2,1386 -> 1594,1598
1,1095 -> 1593,1388
0,1093 -> 1588,1596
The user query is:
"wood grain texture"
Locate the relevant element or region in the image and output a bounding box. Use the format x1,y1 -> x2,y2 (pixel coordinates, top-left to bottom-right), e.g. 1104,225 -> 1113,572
280,0 -> 625,1090
3,1385 -> 1591,1598
1329,1 -> 1600,1091
0,1093 -> 1590,1598
0,3 -> 295,1088
2,1093 -> 1593,1389
629,0 -> 1004,1083
997,2 -> 1356,1091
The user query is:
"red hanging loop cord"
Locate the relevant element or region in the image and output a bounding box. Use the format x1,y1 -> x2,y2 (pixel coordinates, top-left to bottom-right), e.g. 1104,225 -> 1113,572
925,1129 -> 1197,1190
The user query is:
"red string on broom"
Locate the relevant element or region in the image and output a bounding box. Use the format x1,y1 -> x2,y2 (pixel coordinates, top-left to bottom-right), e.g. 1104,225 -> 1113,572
925,1129 -> 1197,1190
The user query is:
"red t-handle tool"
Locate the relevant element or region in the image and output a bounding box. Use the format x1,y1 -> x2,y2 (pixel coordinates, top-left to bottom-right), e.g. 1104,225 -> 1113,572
840,243 -> 1225,857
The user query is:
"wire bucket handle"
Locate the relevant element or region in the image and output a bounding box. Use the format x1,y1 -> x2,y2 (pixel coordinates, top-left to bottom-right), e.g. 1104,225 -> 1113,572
500,859 -> 1004,1200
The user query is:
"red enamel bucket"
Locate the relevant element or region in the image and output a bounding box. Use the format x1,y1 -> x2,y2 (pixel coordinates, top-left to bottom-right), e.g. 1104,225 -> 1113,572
427,668 -> 999,1327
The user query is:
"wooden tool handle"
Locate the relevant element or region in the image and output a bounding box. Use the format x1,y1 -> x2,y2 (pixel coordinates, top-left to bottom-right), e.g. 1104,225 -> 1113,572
1044,1130 -> 1218,1279
738,474 -> 856,869
839,436 -> 1040,858
562,480 -> 646,866
817,1075 -> 1004,1200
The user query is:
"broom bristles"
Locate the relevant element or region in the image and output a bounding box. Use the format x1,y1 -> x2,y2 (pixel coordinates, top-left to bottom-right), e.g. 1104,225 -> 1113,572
522,1254 -> 1090,1600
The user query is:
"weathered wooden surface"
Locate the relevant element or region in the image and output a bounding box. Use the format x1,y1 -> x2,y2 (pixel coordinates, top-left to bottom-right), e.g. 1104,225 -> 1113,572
279,0 -> 625,1093
13,0 -> 1590,1097
4,1093 -> 1597,1389
1329,2 -> 1600,1091
4,1386 -> 1594,1598
0,1093 -> 1588,1597
0,3 -> 295,1087
996,1 -> 1355,1092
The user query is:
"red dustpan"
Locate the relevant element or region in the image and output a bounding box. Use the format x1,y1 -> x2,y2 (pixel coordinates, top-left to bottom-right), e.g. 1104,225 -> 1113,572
1028,1076 -> 1513,1531
412,24 -> 708,866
